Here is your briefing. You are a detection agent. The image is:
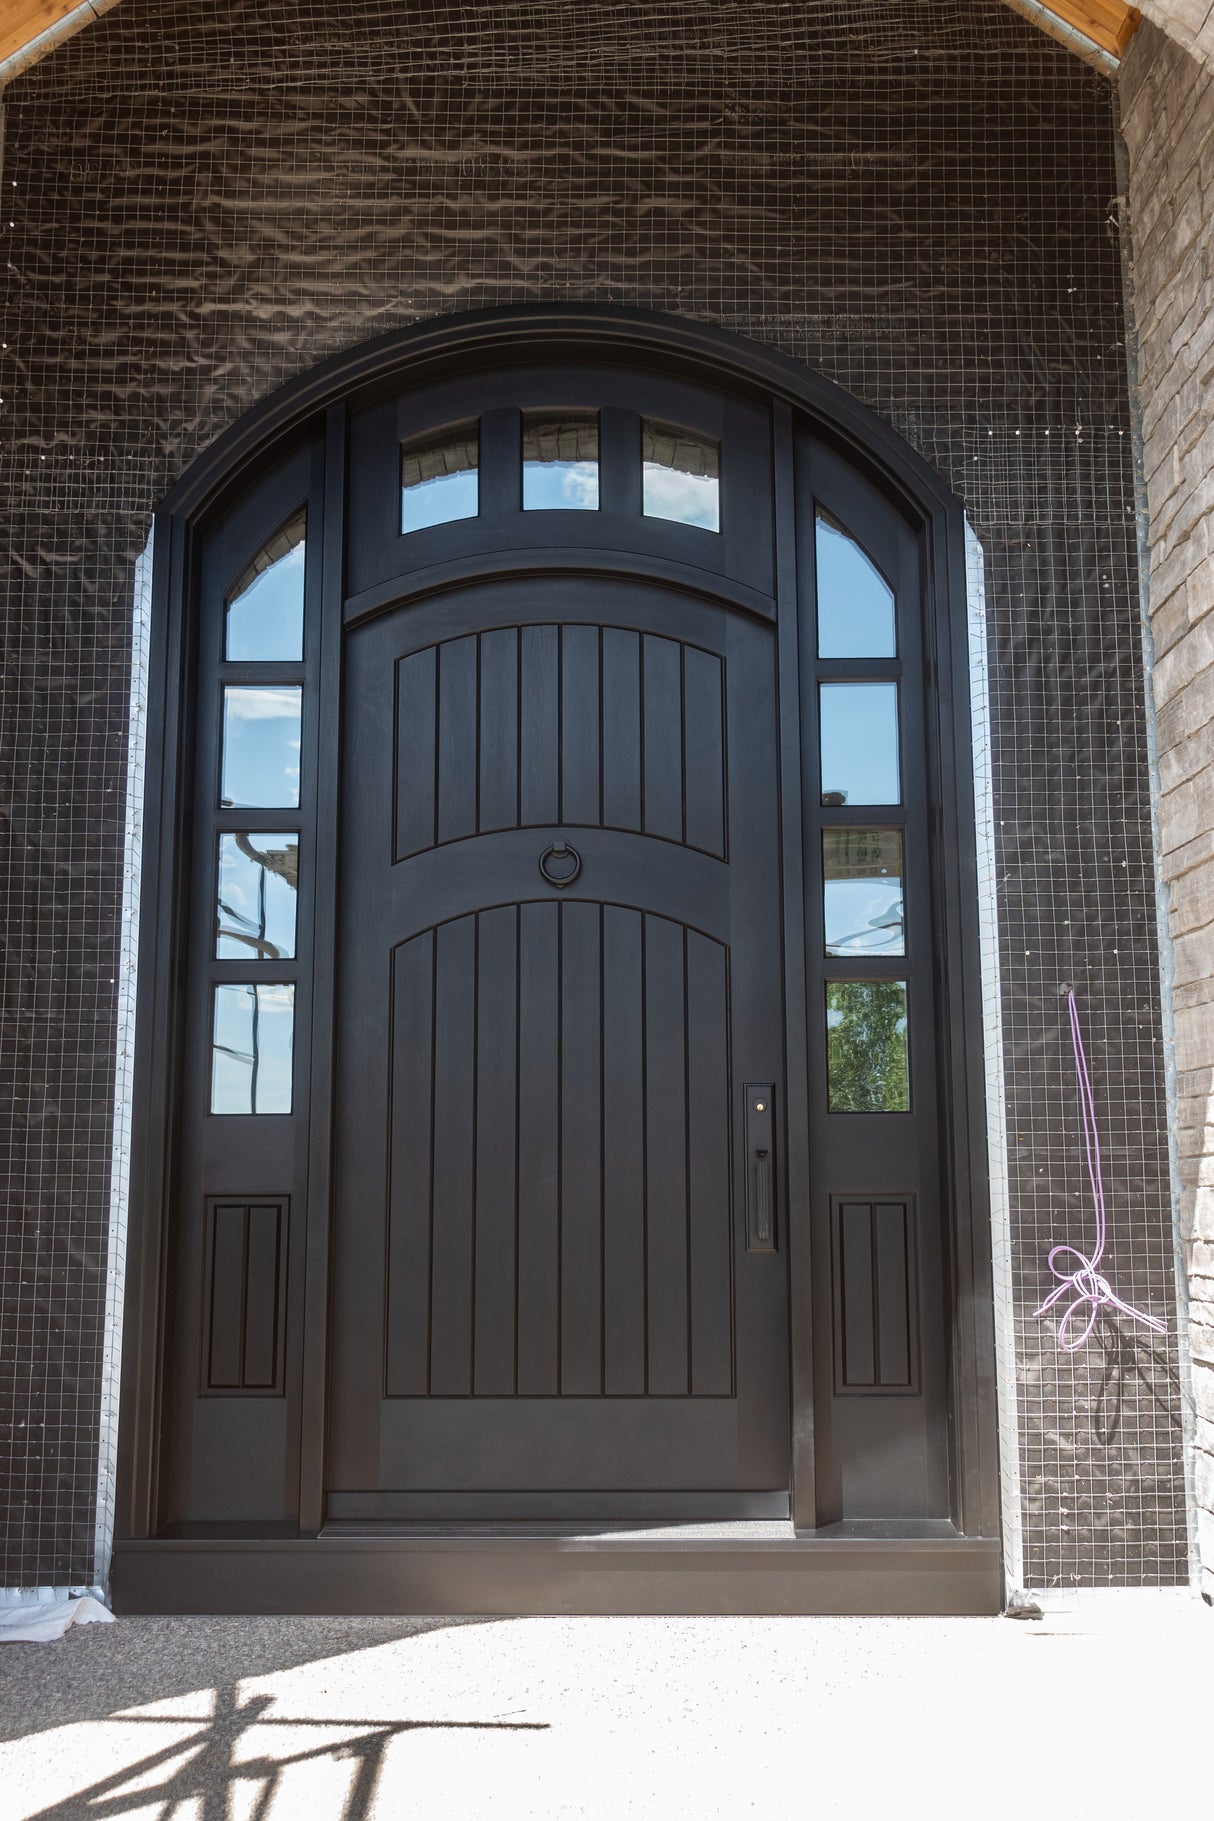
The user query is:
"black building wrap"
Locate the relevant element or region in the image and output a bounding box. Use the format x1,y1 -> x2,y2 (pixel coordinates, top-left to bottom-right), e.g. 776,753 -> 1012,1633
0,0 -> 1187,1589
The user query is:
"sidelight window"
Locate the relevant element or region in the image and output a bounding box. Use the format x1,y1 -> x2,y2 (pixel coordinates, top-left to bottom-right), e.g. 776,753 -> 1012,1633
220,684 -> 302,809
211,982 -> 295,1115
822,829 -> 904,957
825,980 -> 910,1113
216,832 -> 299,961
224,511 -> 306,662
819,682 -> 900,808
815,508 -> 896,658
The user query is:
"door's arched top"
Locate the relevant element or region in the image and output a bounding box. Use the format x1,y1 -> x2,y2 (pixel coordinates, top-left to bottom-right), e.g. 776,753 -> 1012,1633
163,306 -> 965,551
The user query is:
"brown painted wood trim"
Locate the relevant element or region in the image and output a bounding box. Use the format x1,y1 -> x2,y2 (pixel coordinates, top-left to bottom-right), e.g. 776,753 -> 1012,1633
1037,2 -> 1140,58
111,1533 -> 1003,1616
0,0 -> 119,80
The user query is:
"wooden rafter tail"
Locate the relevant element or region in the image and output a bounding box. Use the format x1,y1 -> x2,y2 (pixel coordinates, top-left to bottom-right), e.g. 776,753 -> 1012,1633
1036,2 -> 1142,58
1117,8 -> 1143,56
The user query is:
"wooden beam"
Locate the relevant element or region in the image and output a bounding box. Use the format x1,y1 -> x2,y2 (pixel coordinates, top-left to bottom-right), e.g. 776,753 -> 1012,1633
0,1 -> 1147,84
1034,3 -> 1142,58
0,1 -> 119,76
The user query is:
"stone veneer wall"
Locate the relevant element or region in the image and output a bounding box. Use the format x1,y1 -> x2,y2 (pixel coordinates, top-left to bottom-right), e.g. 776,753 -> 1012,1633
1121,19 -> 1214,1600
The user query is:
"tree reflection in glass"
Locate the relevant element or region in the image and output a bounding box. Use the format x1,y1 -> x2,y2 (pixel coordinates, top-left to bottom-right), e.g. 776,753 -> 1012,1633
825,979 -> 909,1112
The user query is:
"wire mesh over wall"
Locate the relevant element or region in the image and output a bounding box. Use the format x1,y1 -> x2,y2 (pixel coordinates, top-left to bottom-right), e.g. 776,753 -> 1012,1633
0,0 -> 1187,1589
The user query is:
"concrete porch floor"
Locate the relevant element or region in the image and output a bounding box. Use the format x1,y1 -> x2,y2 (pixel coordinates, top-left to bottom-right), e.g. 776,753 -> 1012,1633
0,1600 -> 1209,1819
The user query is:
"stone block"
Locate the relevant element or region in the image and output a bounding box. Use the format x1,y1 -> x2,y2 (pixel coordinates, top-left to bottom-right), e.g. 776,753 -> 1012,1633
1196,1442 -> 1214,1513
1193,1356 -> 1214,1423
1174,997 -> 1214,1073
1156,702 -> 1214,790
1153,602 -> 1214,701
1168,856 -> 1214,932
1159,761 -> 1214,854
1160,824 -> 1214,880
1172,918 -> 1214,984
1192,1186 -> 1214,1242
1157,684 -> 1214,761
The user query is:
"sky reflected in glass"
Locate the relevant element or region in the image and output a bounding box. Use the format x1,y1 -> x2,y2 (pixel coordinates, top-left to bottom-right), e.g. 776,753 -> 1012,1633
823,829 -> 904,956
819,682 -> 900,806
642,420 -> 719,530
221,685 -> 302,808
225,514 -> 305,661
522,413 -> 599,510
815,509 -> 895,659
401,422 -> 479,532
211,982 -> 294,1114
216,832 -> 299,961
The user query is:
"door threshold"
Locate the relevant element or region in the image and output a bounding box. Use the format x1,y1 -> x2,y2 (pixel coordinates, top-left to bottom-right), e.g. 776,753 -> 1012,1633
319,1517 -> 964,1543
112,1528 -> 1001,1616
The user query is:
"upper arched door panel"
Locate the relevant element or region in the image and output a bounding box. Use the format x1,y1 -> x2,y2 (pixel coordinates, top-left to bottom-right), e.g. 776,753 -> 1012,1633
343,362 -> 776,615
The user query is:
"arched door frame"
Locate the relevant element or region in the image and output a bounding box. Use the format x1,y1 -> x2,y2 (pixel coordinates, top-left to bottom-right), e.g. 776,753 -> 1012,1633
120,305 -> 1002,1613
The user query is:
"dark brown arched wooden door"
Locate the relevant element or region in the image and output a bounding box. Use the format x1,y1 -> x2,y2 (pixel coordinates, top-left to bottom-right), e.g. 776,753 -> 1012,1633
327,577 -> 789,1518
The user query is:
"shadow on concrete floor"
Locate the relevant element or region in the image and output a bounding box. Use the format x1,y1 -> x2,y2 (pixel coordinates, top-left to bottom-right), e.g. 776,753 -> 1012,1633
0,1614 -> 504,1743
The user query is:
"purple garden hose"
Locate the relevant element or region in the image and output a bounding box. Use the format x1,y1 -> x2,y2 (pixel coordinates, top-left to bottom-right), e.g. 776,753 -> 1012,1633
1033,987 -> 1166,1351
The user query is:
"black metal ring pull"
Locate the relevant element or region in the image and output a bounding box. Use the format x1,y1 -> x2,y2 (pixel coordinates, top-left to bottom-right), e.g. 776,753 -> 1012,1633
538,839 -> 582,888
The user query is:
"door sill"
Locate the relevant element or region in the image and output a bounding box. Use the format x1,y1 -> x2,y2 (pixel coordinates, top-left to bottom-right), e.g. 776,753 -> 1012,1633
112,1528 -> 1002,1616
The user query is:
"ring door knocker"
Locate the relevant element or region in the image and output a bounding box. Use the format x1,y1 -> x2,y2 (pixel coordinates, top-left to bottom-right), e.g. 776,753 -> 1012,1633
538,838 -> 582,888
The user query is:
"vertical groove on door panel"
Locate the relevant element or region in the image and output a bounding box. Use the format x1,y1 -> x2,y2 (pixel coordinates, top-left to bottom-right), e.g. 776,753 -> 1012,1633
874,1201 -> 914,1390
474,907 -> 518,1393
241,1205 -> 282,1388
839,1202 -> 877,1388
394,647 -> 437,860
601,628 -> 641,832
682,646 -> 727,859
437,635 -> 478,845
517,901 -> 560,1394
644,914 -> 690,1394
207,1205 -> 246,1389
520,625 -> 559,826
428,917 -> 477,1394
478,628 -> 519,833
642,636 -> 683,843
385,931 -> 436,1395
602,905 -> 645,1393
560,625 -> 601,826
685,932 -> 734,1394
560,900 -> 603,1393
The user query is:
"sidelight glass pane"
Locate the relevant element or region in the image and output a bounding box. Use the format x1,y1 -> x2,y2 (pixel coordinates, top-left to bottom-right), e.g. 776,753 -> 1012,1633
823,829 -> 904,957
642,419 -> 720,530
211,982 -> 295,1114
401,420 -> 479,531
220,685 -> 302,808
224,510 -> 306,661
522,410 -> 599,509
826,980 -> 910,1113
216,832 -> 299,961
815,508 -> 896,658
819,682 -> 900,806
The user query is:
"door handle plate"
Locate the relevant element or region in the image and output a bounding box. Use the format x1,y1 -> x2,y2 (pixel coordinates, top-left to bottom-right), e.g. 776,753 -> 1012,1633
745,1083 -> 776,1253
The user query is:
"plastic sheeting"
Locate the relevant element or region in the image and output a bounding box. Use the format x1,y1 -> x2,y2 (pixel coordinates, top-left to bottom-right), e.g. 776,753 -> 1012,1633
0,1596 -> 114,1644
